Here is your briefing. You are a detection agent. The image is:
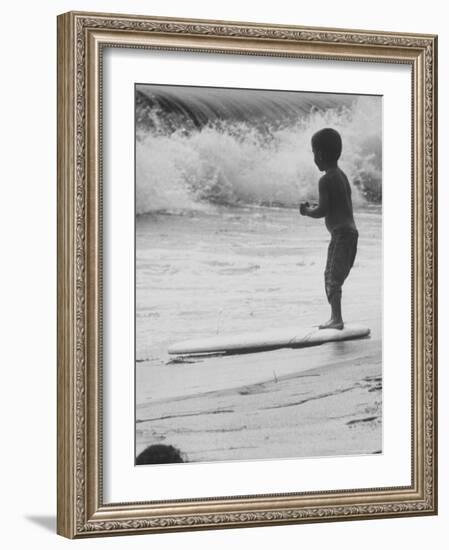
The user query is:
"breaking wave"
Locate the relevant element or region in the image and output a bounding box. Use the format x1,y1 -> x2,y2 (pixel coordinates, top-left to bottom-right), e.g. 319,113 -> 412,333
136,85 -> 382,214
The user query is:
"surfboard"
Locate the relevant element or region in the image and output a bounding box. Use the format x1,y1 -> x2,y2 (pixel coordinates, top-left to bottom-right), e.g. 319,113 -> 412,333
168,324 -> 370,356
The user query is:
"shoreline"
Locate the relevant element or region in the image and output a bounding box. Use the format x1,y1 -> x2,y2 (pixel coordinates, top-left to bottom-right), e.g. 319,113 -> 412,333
136,206 -> 382,462
136,341 -> 382,462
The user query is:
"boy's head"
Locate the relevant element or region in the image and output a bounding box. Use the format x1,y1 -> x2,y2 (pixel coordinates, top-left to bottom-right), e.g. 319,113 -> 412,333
311,128 -> 342,169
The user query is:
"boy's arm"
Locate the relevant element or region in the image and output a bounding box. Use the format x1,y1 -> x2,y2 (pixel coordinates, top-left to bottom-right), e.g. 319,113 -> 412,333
304,177 -> 329,218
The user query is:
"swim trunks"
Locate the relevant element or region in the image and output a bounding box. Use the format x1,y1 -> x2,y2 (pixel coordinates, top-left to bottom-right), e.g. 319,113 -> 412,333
324,227 -> 358,302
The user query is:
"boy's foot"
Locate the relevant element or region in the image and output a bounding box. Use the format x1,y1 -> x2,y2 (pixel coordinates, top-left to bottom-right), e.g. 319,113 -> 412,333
318,319 -> 344,330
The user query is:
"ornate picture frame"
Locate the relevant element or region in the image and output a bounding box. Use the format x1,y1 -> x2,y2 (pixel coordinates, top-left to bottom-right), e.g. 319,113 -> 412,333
57,11 -> 437,538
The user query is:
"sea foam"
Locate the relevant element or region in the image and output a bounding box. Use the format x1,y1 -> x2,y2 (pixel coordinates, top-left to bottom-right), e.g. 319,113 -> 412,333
136,88 -> 382,214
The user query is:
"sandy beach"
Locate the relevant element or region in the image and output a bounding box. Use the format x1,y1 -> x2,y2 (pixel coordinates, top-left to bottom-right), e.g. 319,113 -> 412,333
136,206 -> 382,462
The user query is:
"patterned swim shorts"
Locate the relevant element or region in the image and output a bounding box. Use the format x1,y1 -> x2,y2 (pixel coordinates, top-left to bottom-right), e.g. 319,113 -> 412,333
324,227 -> 358,302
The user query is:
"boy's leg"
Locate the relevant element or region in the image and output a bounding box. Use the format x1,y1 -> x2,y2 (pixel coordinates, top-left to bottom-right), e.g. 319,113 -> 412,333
319,229 -> 358,330
320,235 -> 344,329
329,294 -> 343,327
320,279 -> 344,329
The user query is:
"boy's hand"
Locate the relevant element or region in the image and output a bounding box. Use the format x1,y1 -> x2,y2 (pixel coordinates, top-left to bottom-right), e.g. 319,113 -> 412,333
299,201 -> 310,216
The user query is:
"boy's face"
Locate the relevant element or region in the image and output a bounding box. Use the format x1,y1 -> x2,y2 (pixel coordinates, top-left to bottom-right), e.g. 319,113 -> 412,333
312,147 -> 325,171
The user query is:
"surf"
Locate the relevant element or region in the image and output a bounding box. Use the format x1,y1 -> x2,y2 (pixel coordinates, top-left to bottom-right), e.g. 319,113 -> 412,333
136,86 -> 382,215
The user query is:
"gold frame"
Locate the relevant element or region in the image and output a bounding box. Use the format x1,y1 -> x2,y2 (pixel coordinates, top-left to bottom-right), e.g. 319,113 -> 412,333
57,11 -> 438,538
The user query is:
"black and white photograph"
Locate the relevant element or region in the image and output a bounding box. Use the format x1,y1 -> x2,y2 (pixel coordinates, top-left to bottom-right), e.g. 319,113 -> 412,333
135,83 -> 382,465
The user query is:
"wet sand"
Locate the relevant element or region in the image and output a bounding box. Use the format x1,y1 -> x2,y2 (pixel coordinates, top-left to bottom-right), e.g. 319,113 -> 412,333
136,206 -> 382,462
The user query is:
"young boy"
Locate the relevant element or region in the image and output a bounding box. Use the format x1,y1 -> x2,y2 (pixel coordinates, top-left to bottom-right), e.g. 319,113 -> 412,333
299,128 -> 358,330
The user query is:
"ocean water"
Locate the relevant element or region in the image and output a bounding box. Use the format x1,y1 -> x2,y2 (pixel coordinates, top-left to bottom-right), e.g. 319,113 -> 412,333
135,85 -> 382,365
136,86 -> 382,213
136,206 -> 382,367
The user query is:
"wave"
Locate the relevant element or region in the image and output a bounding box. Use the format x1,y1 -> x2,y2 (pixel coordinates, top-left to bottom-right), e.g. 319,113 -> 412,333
136,86 -> 382,214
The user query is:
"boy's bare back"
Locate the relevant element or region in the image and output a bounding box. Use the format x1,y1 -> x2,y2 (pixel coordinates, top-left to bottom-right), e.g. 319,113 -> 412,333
320,167 -> 357,234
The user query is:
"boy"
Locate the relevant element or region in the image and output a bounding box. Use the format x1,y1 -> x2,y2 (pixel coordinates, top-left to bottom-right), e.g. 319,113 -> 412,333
299,128 -> 358,330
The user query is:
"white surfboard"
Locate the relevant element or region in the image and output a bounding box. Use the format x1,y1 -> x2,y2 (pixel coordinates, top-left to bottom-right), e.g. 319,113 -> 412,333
168,324 -> 370,356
